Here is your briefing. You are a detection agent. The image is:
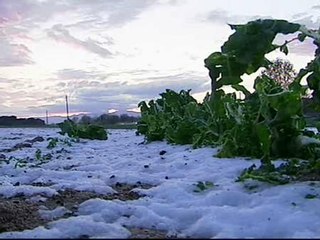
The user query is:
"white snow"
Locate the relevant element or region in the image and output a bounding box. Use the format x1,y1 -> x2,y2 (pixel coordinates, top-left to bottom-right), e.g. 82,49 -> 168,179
1,216 -> 131,239
39,206 -> 72,221
299,135 -> 320,146
0,128 -> 319,238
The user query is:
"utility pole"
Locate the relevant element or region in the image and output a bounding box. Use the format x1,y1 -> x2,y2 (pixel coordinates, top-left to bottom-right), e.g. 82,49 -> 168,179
46,110 -> 49,125
65,95 -> 70,120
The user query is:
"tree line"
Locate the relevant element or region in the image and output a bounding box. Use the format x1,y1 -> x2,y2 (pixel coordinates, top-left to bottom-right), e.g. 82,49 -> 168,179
71,113 -> 140,126
0,116 -> 45,127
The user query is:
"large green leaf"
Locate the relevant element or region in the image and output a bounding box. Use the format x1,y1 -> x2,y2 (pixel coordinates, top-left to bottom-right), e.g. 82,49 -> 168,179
231,84 -> 251,98
216,76 -> 242,88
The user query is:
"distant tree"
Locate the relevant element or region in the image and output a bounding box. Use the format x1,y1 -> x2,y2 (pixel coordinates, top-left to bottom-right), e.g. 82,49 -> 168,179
71,116 -> 79,123
94,114 -> 120,125
261,58 -> 297,89
95,114 -> 108,124
120,114 -> 132,122
93,113 -> 140,125
107,115 -> 120,124
119,114 -> 140,123
0,116 -> 45,126
79,115 -> 92,125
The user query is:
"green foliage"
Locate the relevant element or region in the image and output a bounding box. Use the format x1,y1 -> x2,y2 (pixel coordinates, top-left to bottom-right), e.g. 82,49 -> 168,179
47,138 -> 58,149
57,119 -> 108,140
237,164 -> 290,185
12,149 -> 53,168
193,181 -> 215,192
13,157 -> 28,168
137,18 -> 320,185
34,149 -> 52,163
204,19 -> 302,96
238,157 -> 320,185
35,149 -> 42,161
57,120 -> 78,139
137,79 -> 316,162
305,194 -> 318,199
137,89 -> 200,144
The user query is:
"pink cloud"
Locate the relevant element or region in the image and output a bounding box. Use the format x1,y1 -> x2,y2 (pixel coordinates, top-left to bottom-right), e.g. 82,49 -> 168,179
0,41 -> 34,66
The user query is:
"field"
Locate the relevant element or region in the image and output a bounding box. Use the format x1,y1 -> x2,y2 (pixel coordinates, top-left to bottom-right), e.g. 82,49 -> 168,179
0,127 -> 319,238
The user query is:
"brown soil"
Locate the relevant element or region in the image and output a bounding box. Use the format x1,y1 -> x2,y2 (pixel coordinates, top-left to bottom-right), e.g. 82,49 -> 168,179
129,227 -> 179,239
0,199 -> 45,233
41,182 -> 151,213
0,182 -> 178,238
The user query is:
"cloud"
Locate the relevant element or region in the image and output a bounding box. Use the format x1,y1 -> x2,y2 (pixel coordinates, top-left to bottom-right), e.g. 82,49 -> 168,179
287,5 -> 320,29
0,39 -> 33,66
206,4 -> 319,30
0,77 -> 15,85
206,9 -> 273,25
206,10 -> 231,24
123,73 -> 210,97
0,0 -> 155,67
206,9 -> 319,57
47,24 -> 112,58
288,10 -> 320,56
0,86 -> 58,117
312,5 -> 320,10
56,69 -> 97,80
67,0 -> 155,27
292,15 -> 320,29
0,0 -> 71,30
36,70 -> 210,116
55,68 -> 163,86
71,72 -> 210,112
0,0 -> 155,28
272,33 -> 317,57
289,38 -> 317,56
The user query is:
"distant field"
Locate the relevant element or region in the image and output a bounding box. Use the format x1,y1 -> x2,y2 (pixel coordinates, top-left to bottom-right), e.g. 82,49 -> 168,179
0,123 -> 137,130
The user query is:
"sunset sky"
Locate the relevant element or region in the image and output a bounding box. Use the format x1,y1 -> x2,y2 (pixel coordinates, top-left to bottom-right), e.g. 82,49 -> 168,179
1,0 -> 320,118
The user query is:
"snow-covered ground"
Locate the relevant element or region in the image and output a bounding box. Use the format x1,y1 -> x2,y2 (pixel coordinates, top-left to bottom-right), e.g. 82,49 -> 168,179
0,128 -> 320,238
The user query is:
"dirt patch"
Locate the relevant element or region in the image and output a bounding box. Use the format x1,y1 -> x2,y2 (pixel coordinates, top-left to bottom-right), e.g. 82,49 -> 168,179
0,199 -> 45,233
0,136 -> 44,153
42,182 -> 153,213
112,182 -> 153,201
31,182 -> 54,187
129,227 -> 180,239
0,182 -> 155,235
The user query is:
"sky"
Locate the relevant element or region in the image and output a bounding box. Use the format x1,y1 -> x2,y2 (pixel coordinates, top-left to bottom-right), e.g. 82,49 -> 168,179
0,0 -> 320,118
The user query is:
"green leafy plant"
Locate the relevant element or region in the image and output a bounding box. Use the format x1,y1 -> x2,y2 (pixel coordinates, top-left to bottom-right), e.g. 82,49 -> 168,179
237,164 -> 290,185
58,119 -> 108,140
137,18 -> 320,184
13,157 -> 28,168
137,89 -> 200,144
193,181 -> 215,192
305,193 -> 318,199
34,149 -> 52,165
47,138 -> 59,149
35,149 -> 42,161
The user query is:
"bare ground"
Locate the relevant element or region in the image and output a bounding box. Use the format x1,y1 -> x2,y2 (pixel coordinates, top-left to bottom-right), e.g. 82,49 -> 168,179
0,182 -> 179,238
